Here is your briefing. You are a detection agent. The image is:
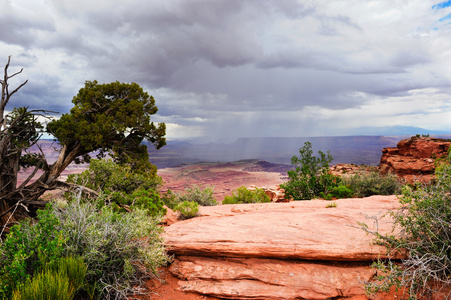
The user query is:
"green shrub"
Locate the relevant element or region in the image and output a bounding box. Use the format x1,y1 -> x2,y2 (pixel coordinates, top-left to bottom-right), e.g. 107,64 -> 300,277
364,153 -> 451,298
342,171 -> 403,197
161,189 -> 179,209
222,186 -> 271,204
54,198 -> 169,299
161,186 -> 217,210
0,204 -> 66,299
12,256 -> 86,300
320,184 -> 354,199
67,159 -> 166,216
178,185 -> 217,206
281,141 -> 340,200
174,201 -> 199,219
12,268 -> 71,300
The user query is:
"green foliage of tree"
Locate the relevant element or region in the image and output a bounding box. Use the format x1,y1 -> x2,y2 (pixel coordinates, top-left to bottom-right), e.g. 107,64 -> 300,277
364,152 -> 451,298
47,80 -> 166,171
67,159 -> 166,216
222,186 -> 271,204
281,141 -> 340,200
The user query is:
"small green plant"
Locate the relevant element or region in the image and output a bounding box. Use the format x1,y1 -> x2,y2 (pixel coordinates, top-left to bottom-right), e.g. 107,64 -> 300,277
12,268 -> 71,300
174,201 -> 199,219
222,186 -> 271,204
325,202 -> 337,208
0,204 -> 66,299
12,256 -> 86,300
281,141 -> 340,200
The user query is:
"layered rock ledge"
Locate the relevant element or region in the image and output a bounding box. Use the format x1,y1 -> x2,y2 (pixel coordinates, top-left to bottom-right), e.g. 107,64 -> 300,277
164,196 -> 402,300
380,136 -> 451,183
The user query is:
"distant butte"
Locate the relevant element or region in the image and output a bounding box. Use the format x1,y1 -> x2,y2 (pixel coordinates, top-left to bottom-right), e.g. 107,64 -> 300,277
379,136 -> 451,183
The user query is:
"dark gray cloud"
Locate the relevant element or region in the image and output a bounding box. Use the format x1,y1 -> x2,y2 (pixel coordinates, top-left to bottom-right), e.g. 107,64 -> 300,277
1,0 -> 451,139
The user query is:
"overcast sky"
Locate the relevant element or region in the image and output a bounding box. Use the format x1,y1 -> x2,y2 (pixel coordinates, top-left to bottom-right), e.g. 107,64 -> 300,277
2,0 -> 451,140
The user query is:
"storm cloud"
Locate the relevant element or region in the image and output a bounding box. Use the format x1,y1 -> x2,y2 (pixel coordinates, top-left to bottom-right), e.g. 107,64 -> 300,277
2,0 -> 451,139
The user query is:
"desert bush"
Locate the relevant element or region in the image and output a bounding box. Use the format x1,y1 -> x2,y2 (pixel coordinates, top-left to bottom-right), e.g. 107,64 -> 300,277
281,141 -> 340,200
320,184 -> 354,199
67,159 -> 166,216
0,204 -> 66,299
222,186 -> 271,204
342,171 -> 403,197
1,199 -> 168,300
178,185 -> 217,206
174,201 -> 199,219
161,186 -> 217,210
12,256 -> 86,300
161,189 -> 178,209
364,152 -> 451,298
54,198 -> 170,299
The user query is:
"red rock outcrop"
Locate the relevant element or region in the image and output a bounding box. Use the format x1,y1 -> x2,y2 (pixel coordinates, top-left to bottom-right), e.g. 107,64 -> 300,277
379,136 -> 451,183
164,196 -> 403,300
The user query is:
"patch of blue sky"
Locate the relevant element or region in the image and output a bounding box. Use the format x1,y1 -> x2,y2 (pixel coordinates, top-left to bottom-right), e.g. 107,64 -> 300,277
432,1 -> 451,9
439,13 -> 451,21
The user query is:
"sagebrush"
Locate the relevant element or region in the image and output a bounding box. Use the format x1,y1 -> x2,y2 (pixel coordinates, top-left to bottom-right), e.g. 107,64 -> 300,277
342,171 -> 403,197
223,186 -> 271,204
55,198 -> 170,299
0,199 -> 169,300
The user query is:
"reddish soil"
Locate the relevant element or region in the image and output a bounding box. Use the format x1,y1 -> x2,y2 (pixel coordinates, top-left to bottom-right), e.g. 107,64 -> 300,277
158,160 -> 288,202
141,267 -> 221,300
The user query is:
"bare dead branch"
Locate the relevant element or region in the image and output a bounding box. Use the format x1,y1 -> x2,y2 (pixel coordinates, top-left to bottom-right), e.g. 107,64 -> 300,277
7,79 -> 28,99
17,161 -> 44,190
54,180 -> 99,198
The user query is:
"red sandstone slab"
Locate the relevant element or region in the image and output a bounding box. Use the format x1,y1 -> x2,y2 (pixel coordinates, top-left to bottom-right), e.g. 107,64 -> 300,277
164,196 -> 401,261
170,256 -> 375,300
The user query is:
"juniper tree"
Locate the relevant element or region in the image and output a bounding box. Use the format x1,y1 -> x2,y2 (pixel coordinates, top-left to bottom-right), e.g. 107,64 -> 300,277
0,56 -> 166,236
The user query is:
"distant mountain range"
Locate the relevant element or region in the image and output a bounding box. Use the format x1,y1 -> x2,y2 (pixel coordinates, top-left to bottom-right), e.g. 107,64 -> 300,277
148,134 -> 451,169
343,126 -> 450,136
37,126 -> 451,170
146,125 -> 451,168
